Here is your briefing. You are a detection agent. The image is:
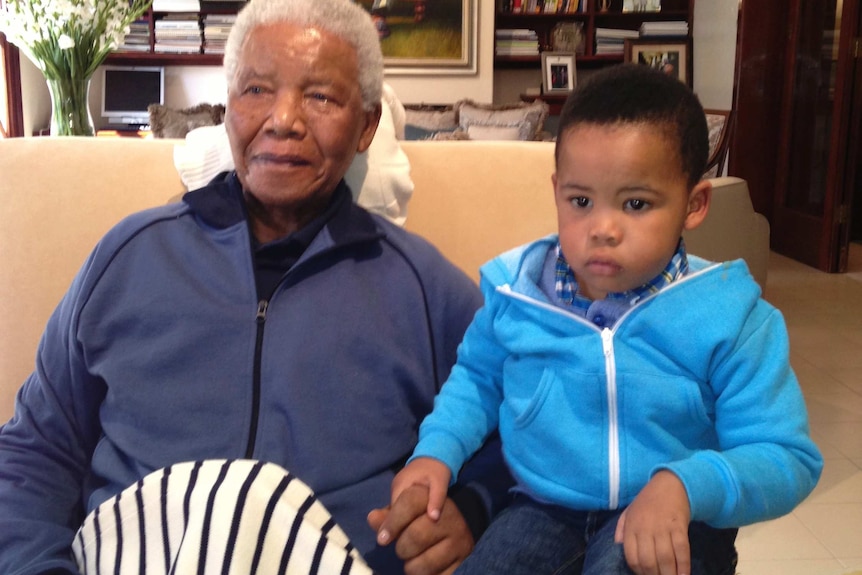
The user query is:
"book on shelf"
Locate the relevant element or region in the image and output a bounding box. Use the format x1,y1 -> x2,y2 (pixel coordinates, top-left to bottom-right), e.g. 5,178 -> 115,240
595,27 -> 640,40
152,0 -> 201,12
121,19 -> 150,51
639,21 -> 689,37
496,29 -> 538,38
594,28 -> 636,55
499,0 -> 585,13
199,0 -> 247,10
496,28 -> 539,57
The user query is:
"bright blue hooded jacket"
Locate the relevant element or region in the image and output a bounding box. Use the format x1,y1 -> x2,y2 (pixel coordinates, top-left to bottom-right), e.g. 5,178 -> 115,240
0,175 -> 507,575
413,235 -> 823,528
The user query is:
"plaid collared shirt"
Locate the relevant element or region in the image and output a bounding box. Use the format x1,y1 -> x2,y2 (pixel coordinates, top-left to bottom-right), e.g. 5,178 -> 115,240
555,239 -> 689,314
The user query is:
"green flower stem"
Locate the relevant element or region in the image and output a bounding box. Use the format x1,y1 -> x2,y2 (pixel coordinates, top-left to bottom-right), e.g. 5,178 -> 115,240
46,75 -> 93,136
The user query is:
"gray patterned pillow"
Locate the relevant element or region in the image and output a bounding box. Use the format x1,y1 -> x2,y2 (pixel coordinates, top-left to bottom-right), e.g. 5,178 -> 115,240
148,103 -> 226,139
455,99 -> 549,141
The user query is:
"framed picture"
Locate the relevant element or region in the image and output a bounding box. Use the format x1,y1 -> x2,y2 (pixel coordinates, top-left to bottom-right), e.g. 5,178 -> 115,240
624,39 -> 691,87
541,52 -> 577,95
356,0 -> 478,75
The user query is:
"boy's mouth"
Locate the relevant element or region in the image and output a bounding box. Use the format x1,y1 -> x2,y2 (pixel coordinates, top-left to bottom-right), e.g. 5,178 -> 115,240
585,258 -> 622,276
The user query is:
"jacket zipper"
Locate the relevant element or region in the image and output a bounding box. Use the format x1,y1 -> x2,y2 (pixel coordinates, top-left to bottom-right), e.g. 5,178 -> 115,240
497,284 -> 623,508
244,299 -> 268,459
602,328 -> 620,509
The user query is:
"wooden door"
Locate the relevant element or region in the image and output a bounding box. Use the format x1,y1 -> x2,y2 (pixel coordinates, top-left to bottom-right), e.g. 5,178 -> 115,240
768,0 -> 859,271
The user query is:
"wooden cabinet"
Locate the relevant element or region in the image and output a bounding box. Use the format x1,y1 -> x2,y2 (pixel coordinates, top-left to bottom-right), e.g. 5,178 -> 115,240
495,0 -> 693,69
730,0 -> 862,272
106,2 -> 246,66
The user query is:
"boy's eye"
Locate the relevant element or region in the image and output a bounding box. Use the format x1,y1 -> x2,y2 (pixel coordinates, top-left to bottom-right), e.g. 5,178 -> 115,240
625,199 -> 649,211
571,196 -> 591,208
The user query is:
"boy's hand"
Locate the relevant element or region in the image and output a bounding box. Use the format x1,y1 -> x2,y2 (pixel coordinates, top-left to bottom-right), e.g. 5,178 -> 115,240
614,470 -> 691,575
386,457 -> 452,527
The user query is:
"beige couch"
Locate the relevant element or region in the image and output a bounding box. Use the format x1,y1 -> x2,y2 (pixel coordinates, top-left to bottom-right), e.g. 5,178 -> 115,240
0,137 -> 769,422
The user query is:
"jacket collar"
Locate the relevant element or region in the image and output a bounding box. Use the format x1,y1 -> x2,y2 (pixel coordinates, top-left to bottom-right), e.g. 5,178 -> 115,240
181,171 -> 385,250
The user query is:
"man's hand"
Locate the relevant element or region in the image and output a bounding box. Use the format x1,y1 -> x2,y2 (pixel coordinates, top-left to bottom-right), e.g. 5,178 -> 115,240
368,484 -> 474,575
614,470 -> 691,575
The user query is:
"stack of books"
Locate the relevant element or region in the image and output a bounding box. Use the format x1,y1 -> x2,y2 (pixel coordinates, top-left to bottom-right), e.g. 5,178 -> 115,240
594,27 -> 638,55
495,29 -> 539,57
203,13 -> 236,54
639,21 -> 689,37
120,19 -> 151,52
154,14 -> 202,54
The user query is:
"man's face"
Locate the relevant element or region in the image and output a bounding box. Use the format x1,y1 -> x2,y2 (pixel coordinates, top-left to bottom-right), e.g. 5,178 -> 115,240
225,22 -> 380,238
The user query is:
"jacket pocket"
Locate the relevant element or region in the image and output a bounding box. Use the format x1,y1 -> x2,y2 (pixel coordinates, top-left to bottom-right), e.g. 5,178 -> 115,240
511,367 -> 555,429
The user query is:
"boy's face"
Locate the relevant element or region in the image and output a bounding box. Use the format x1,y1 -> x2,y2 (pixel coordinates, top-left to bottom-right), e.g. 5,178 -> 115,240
553,123 -> 711,301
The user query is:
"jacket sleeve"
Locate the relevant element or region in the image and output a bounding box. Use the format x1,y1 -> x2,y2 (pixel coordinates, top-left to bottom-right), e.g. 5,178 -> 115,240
659,302 -> 823,528
0,254 -> 105,575
417,273 -> 514,536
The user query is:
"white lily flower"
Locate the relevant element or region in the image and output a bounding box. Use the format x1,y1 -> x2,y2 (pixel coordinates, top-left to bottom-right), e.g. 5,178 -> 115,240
57,33 -> 75,49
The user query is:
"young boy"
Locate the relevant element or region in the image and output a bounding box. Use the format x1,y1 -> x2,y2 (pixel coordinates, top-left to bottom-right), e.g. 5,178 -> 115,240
373,64 -> 823,575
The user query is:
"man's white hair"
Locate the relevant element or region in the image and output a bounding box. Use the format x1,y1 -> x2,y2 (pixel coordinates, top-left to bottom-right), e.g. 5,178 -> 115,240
224,0 -> 384,111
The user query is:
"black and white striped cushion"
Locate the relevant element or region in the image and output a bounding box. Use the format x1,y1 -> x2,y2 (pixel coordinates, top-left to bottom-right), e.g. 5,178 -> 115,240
72,459 -> 374,575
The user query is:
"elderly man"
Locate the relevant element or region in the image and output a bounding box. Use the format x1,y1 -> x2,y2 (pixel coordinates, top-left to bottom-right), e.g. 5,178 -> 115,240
0,0 -> 509,573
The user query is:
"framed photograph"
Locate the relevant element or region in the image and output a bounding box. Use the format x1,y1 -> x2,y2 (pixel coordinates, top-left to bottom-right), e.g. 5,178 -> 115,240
541,52 -> 577,95
624,39 -> 691,87
356,0 -> 478,75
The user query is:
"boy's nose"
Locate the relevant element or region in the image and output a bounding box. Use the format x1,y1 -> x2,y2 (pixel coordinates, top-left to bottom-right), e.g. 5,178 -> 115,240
590,214 -> 622,245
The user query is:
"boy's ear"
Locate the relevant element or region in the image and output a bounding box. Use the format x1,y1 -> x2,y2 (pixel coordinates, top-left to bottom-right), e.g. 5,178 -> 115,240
683,179 -> 712,231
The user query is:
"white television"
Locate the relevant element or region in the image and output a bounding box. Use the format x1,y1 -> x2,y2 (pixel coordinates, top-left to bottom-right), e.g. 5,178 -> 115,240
100,65 -> 165,128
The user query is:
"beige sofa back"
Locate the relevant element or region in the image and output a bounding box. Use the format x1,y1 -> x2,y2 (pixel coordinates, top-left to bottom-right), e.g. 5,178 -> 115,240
0,137 -> 768,422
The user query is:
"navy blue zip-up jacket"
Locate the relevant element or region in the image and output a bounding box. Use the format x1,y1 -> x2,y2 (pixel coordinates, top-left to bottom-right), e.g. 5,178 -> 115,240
0,174 -> 506,575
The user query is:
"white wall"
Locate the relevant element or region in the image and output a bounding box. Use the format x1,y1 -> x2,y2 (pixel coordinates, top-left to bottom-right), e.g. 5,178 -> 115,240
691,0 -> 737,110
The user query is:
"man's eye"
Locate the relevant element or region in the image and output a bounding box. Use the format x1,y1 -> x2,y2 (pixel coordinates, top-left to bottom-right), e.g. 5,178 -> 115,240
626,199 -> 649,211
243,85 -> 264,95
309,93 -> 330,103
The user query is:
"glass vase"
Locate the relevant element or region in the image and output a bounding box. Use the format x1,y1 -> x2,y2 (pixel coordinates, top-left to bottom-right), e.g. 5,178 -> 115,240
46,76 -> 96,137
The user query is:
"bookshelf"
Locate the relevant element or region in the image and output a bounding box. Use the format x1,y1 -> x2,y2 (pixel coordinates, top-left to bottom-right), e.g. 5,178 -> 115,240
495,0 -> 693,69
105,2 -> 246,66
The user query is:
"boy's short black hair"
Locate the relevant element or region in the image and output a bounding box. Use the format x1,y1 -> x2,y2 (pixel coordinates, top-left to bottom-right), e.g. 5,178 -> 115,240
556,63 -> 709,189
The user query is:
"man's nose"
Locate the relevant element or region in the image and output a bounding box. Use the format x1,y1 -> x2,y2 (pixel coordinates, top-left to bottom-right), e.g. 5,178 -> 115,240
269,92 -> 307,136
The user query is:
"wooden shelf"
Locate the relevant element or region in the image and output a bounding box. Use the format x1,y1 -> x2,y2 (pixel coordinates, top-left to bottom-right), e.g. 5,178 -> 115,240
495,0 -> 693,70
105,4 -> 243,66
106,52 -> 224,66
521,92 -> 568,115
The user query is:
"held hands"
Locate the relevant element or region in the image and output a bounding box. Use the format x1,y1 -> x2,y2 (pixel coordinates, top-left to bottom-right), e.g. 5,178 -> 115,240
614,470 -> 692,575
368,458 -> 472,575
388,457 -> 453,525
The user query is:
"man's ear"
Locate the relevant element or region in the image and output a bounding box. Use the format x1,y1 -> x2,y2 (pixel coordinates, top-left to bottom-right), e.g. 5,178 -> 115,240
357,104 -> 382,154
683,179 -> 712,231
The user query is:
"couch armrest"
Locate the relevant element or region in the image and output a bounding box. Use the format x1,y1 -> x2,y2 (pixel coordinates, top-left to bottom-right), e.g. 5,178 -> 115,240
683,176 -> 770,290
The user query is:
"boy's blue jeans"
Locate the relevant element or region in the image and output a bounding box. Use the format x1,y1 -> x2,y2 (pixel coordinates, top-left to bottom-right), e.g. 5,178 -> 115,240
456,495 -> 738,575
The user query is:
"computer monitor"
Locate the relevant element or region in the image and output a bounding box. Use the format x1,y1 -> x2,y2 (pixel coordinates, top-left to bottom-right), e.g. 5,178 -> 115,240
100,65 -> 165,127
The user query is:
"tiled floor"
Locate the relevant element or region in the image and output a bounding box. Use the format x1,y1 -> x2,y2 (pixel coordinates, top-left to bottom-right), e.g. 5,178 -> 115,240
734,246 -> 862,575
